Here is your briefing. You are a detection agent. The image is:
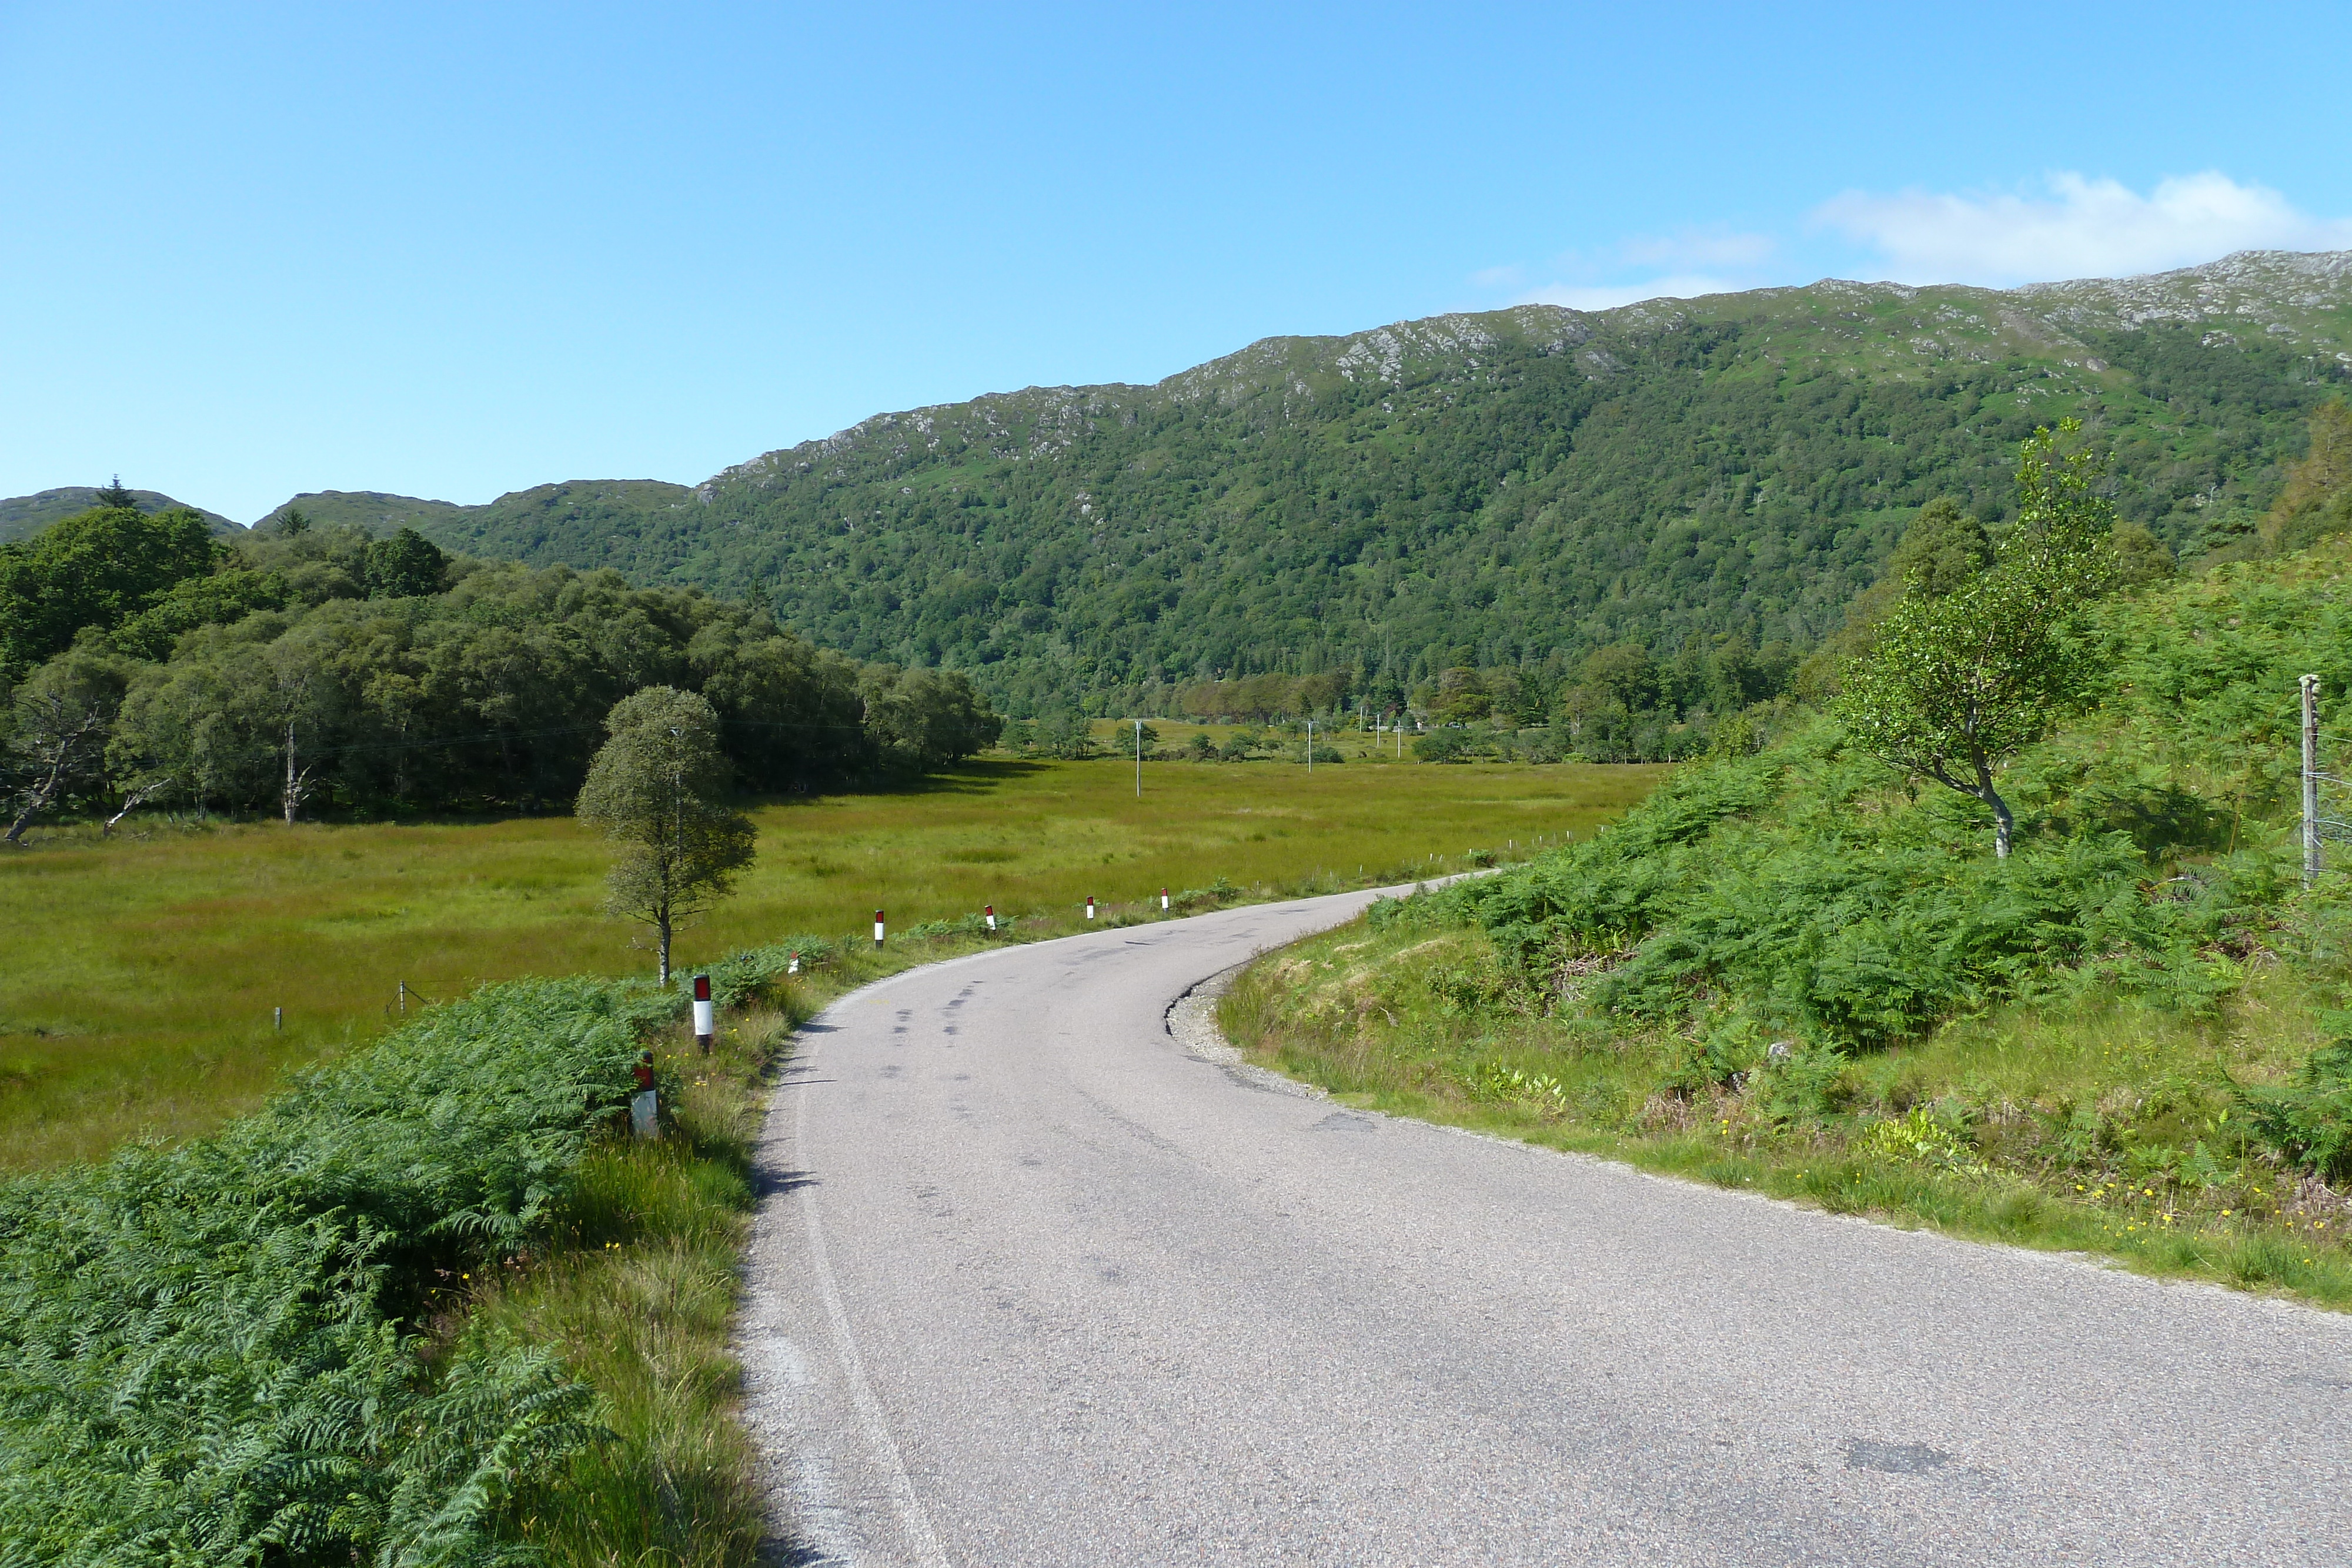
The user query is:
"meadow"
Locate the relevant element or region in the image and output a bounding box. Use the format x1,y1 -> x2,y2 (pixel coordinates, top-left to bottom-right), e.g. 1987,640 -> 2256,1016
1,751 -> 1662,1169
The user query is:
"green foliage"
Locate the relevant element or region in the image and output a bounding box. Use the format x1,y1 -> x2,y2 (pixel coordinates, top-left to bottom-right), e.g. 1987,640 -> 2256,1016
2261,398 -> 2352,555
0,975 -> 657,1562
2236,1039 -> 2352,1182
1854,1104 -> 1990,1178
8,519 -> 998,824
363,525 -> 450,599
0,503 -> 218,674
576,688 -> 757,984
348,269 -> 2350,713
1423,506 -> 2352,1052
4,646 -> 135,842
1413,728 -> 1475,763
1835,424 -> 2119,855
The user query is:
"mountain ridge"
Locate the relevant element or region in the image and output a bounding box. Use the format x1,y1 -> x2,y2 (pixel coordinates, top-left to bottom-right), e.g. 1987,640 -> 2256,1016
11,251 -> 2347,712
0,487 -> 239,544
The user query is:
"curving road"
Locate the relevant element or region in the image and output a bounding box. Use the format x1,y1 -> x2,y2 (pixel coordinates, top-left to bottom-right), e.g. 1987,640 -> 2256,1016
737,886 -> 2352,1566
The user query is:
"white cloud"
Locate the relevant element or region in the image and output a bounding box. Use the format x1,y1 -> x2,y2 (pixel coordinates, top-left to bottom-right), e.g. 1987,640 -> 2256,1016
1516,273 -> 1748,311
1813,171 -> 2352,286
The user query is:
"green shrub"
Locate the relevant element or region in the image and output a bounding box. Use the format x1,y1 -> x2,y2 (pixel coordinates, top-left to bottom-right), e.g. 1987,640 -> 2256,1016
2236,1039 -> 2352,1182
0,975 -> 700,1563
1412,728 -> 1476,764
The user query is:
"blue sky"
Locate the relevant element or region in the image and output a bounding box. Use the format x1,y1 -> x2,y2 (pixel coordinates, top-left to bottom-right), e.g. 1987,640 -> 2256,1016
4,1 -> 2348,523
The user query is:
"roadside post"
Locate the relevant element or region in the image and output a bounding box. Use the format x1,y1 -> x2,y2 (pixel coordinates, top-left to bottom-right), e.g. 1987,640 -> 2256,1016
985,904 -> 997,932
1160,887 -> 1170,912
788,950 -> 800,974
1085,896 -> 1096,921
2305,674 -> 2322,888
692,974 -> 714,1054
874,908 -> 886,948
631,1050 -> 658,1139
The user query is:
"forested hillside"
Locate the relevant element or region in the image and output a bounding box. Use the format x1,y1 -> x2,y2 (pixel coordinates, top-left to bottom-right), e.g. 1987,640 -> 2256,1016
236,250 -> 2350,716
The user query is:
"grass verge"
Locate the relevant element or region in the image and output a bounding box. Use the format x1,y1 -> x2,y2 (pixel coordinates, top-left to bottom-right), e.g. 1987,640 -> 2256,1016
1220,915 -> 2352,1312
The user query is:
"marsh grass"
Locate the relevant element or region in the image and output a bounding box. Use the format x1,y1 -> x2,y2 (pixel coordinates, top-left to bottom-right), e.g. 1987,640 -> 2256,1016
0,757 -> 1661,1169
1222,919 -> 2352,1311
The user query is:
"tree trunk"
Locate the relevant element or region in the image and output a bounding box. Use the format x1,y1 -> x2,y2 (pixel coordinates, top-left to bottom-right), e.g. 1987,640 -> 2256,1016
5,765 -> 66,844
283,721 -> 300,825
103,783 -> 163,837
657,910 -> 673,987
1975,752 -> 2014,861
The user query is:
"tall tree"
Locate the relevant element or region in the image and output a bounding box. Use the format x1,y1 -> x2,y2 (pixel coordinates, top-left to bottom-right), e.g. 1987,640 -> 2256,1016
575,687 -> 755,984
1835,423 -> 2117,858
4,648 -> 131,844
362,527 -> 448,599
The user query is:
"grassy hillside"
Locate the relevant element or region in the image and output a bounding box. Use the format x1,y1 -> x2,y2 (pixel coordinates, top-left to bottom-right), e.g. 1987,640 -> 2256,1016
0,754 -> 1656,1169
284,251 -> 2351,713
1220,523 -> 2352,1305
0,484 -> 238,541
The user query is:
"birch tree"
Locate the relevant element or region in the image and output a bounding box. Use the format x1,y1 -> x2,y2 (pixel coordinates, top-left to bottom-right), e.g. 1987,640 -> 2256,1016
1835,423 -> 2116,858
575,687 -> 755,984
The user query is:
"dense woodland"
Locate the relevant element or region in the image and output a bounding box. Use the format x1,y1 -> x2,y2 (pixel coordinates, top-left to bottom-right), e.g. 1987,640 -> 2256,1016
0,489 -> 998,830
368,267 -> 2350,719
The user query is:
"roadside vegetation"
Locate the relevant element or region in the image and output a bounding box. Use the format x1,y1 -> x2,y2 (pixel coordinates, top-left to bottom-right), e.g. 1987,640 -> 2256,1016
0,751 -> 1660,1563
1225,406 -> 2352,1309
0,915 -> 1003,1563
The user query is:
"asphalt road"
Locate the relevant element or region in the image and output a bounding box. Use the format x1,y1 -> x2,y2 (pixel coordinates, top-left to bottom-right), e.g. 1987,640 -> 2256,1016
738,887 -> 2352,1566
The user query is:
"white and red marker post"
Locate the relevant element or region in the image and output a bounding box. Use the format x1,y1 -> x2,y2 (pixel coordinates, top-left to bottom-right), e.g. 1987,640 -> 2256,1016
787,950 -> 800,975
984,904 -> 996,932
691,974 -> 714,1053
1085,896 -> 1096,921
873,908 -> 886,948
1160,887 -> 1170,912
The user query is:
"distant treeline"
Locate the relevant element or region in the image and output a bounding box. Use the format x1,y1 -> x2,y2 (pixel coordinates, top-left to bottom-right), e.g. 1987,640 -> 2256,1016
1140,633 -> 1797,763
0,494 -> 999,830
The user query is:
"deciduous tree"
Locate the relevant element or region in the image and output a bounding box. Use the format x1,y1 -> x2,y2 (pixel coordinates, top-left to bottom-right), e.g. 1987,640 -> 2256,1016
575,687 -> 755,984
1835,423 -> 2116,858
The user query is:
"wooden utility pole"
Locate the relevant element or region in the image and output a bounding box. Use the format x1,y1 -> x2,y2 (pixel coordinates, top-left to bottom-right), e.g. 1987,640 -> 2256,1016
2304,674 -> 2323,888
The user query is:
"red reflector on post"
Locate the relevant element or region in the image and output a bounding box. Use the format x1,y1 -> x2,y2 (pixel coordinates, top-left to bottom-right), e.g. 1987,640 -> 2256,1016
692,974 -> 711,1002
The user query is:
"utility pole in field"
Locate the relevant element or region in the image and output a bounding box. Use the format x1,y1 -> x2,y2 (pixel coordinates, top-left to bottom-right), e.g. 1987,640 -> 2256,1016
2304,674 -> 2323,888
1135,719 -> 1143,797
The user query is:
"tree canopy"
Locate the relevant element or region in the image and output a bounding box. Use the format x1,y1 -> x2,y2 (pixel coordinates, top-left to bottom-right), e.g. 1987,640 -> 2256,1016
1,509 -> 1000,837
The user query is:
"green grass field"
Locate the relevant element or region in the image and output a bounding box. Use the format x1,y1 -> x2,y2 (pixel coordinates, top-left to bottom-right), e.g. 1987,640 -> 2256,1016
0,754 -> 1662,1169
